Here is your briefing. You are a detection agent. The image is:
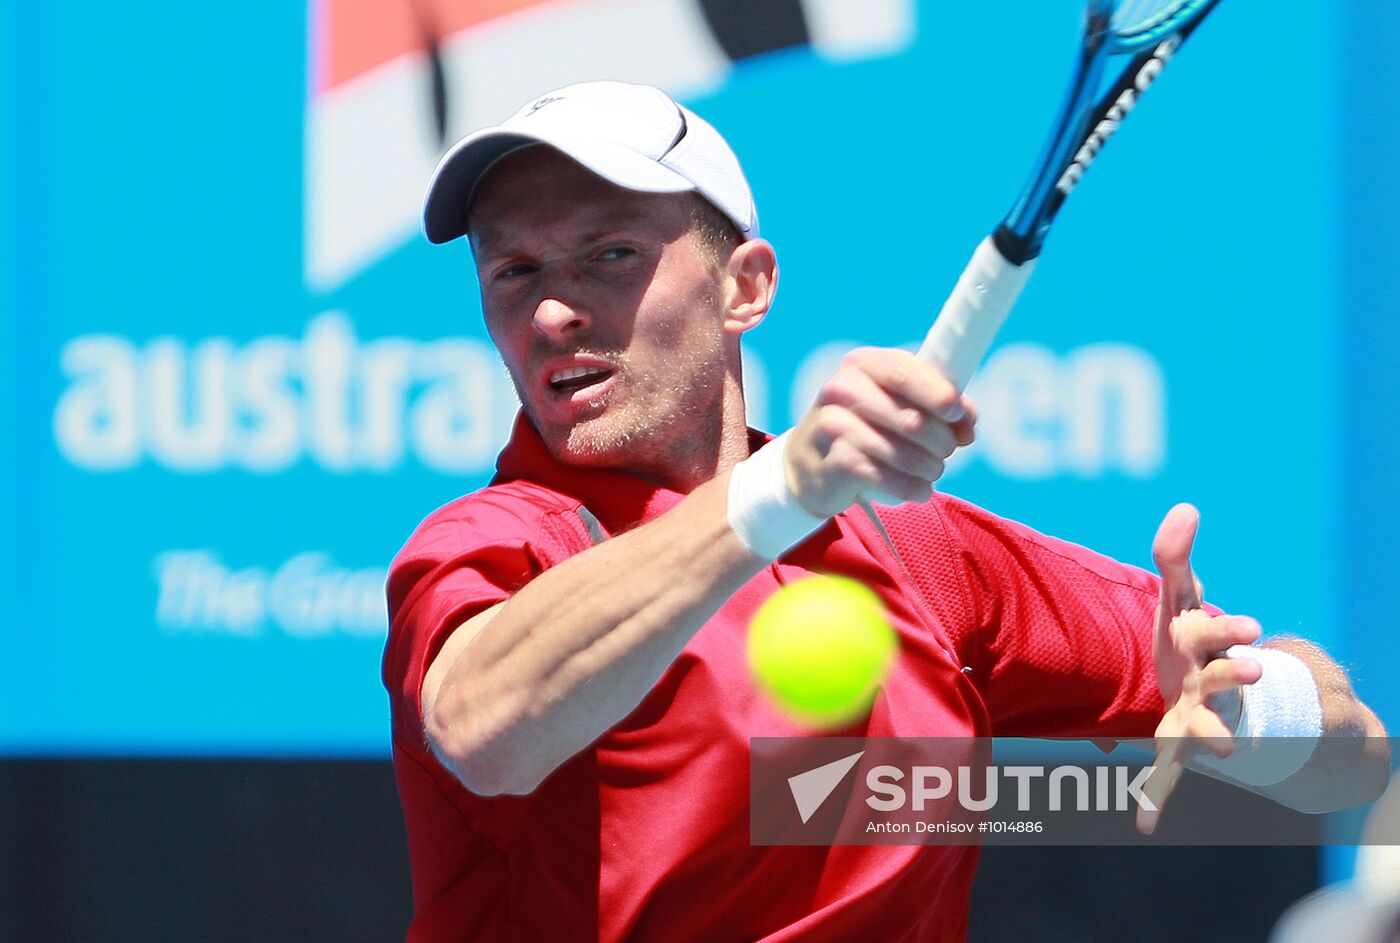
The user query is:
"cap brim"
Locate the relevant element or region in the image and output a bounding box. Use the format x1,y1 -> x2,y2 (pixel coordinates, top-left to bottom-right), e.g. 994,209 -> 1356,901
423,128 -> 696,244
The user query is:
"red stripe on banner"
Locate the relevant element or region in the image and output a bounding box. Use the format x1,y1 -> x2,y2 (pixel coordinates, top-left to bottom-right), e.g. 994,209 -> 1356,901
313,0 -> 559,94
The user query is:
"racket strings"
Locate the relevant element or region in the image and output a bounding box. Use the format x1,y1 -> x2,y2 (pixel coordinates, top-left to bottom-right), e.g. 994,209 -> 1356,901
1110,0 -> 1208,45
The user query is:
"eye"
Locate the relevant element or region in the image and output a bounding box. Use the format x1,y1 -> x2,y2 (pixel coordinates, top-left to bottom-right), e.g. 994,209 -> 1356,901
595,245 -> 636,262
494,261 -> 537,280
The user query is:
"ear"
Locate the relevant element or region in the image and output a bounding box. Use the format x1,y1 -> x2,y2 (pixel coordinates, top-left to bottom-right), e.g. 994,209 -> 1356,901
721,238 -> 778,337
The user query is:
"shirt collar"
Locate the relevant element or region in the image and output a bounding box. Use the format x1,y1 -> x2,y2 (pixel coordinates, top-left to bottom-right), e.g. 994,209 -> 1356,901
492,413 -> 771,534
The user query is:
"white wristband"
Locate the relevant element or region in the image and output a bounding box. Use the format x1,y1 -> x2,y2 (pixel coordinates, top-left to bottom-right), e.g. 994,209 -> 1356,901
1192,645 -> 1324,787
727,431 -> 828,560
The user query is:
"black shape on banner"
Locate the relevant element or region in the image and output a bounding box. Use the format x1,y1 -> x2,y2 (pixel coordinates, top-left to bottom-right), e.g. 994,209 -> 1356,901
410,0 -> 450,146
698,0 -> 810,62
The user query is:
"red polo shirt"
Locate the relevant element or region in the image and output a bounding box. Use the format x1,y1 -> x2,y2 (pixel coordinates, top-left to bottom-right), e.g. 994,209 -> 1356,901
383,416 -> 1165,942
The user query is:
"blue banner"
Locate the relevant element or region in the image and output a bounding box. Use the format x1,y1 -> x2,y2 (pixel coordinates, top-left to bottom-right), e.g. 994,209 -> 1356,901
4,0 -> 1359,755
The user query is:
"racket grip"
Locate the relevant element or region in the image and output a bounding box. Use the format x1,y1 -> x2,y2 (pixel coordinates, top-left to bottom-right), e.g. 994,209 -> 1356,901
917,235 -> 1037,393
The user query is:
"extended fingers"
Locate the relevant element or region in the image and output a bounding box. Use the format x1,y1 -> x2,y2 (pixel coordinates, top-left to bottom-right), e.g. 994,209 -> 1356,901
1173,611 -> 1261,658
1139,705 -> 1212,834
1138,731 -> 1184,835
1199,652 -> 1263,697
1139,669 -> 1265,835
1182,702 -> 1235,754
1152,504 -> 1203,616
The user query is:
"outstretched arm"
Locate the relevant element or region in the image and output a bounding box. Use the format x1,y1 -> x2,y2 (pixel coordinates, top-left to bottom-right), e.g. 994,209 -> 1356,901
1138,503 -> 1389,832
424,349 -> 975,797
423,475 -> 766,797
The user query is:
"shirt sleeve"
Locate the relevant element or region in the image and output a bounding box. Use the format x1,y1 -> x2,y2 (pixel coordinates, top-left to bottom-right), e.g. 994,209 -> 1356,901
381,489 -> 579,752
878,495 -> 1169,738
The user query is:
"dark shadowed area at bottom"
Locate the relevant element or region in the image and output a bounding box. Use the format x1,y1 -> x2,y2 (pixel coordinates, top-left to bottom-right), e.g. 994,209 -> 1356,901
0,759 -> 1314,942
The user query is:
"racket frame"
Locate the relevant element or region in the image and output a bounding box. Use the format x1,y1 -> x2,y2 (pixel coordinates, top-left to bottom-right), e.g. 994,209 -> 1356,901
917,0 -> 1223,390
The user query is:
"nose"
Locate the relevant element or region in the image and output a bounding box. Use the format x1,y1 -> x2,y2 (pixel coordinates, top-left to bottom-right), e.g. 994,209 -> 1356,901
531,265 -> 592,343
532,296 -> 589,343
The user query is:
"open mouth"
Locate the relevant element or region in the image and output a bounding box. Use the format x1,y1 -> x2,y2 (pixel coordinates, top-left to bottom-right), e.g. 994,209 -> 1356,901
547,365 -> 613,395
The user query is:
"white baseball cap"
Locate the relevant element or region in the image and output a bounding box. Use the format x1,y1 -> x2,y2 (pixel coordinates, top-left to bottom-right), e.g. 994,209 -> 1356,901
422,80 -> 759,245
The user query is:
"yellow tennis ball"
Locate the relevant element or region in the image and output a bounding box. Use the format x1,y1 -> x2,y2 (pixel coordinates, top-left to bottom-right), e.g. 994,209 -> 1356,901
747,574 -> 898,729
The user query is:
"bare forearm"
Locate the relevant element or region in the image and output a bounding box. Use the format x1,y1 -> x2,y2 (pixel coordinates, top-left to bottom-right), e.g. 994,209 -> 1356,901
1253,637 -> 1390,813
427,471 -> 770,795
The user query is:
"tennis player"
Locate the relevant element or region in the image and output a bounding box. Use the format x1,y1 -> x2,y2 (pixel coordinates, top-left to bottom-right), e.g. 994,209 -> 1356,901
383,81 -> 1387,942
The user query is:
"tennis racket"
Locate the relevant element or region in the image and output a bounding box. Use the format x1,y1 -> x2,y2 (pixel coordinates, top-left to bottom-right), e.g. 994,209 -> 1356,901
917,0 -> 1223,390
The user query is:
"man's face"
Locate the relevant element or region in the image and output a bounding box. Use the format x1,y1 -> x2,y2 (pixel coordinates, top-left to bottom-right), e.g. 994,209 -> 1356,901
469,146 -> 733,474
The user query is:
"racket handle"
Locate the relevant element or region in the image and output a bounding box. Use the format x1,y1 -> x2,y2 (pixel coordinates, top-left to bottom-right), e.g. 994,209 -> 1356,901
917,235 -> 1037,393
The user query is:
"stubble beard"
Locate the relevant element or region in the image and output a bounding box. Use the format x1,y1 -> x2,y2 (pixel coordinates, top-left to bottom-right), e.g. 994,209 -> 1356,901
520,343 -> 728,477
